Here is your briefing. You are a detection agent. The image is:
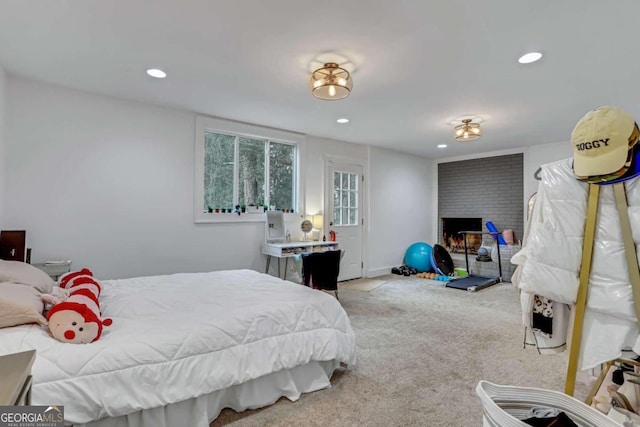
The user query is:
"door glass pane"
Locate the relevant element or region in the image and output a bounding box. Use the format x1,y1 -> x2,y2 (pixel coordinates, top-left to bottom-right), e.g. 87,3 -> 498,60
334,190 -> 340,207
341,173 -> 349,189
349,191 -> 356,207
334,172 -> 340,189
238,138 -> 266,207
334,208 -> 341,225
349,208 -> 357,225
350,173 -> 357,190
269,142 -> 295,211
341,191 -> 348,207
341,208 -> 348,224
204,132 -> 235,212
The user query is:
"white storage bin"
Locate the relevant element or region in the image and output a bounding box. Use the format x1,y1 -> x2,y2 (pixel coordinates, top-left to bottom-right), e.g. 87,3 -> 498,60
476,380 -> 619,427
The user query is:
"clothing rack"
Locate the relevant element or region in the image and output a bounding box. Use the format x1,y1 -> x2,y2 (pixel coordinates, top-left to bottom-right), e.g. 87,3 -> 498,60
565,182 -> 640,397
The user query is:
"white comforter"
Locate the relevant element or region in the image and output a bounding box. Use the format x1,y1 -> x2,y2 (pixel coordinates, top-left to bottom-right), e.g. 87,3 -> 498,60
0,269 -> 356,424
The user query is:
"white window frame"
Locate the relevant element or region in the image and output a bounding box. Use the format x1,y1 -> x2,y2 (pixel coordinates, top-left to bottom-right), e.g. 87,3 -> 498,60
333,170 -> 359,226
194,116 -> 305,223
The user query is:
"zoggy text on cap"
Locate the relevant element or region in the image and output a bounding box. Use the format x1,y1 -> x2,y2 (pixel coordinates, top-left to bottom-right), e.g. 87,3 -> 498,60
575,139 -> 610,151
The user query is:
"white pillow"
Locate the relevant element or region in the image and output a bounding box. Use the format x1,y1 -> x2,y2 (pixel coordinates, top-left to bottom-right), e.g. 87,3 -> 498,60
0,260 -> 54,293
0,282 -> 47,328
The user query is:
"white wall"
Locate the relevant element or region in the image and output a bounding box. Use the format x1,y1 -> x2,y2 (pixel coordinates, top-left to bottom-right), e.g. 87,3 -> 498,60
368,146 -> 435,276
0,65 -> 6,226
304,135 -> 367,217
523,140 -> 572,201
5,76 -> 396,279
5,77 -> 277,278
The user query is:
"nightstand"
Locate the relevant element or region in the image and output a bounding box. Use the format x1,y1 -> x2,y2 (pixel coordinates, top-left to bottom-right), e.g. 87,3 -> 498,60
33,262 -> 71,281
0,350 -> 36,405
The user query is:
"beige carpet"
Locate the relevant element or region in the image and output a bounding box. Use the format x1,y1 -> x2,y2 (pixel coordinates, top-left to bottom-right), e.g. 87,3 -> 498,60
212,274 -> 589,426
340,277 -> 387,292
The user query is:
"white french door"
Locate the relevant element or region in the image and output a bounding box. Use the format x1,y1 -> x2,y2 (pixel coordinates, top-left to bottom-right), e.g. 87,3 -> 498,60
326,160 -> 363,281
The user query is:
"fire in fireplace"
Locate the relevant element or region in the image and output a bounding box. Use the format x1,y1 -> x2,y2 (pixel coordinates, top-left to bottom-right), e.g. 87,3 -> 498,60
442,218 -> 482,254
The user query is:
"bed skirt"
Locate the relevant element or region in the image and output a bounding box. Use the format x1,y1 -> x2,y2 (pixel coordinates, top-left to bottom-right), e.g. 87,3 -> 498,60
74,359 -> 342,427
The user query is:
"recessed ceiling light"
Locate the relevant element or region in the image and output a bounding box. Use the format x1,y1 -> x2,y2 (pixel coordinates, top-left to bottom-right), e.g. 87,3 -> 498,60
518,52 -> 542,64
437,144 -> 447,148
336,118 -> 349,124
146,68 -> 167,78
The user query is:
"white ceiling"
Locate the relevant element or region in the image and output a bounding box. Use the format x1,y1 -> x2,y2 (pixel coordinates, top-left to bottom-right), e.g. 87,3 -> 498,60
1,0 -> 639,158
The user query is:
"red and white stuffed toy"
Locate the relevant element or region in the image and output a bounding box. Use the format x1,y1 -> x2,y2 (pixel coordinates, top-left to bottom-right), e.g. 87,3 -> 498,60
43,269 -> 112,344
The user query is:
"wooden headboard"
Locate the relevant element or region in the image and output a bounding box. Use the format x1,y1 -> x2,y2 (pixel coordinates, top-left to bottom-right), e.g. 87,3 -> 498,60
0,230 -> 27,262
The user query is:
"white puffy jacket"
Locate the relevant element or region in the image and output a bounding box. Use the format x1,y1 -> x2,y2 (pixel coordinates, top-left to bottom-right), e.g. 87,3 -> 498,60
511,158 -> 640,370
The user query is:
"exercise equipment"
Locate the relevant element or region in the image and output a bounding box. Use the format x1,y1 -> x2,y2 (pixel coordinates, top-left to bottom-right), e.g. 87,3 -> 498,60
446,274 -> 500,292
485,221 -> 507,245
403,242 -> 433,273
430,244 -> 454,276
445,231 -> 502,292
476,247 -> 492,262
454,268 -> 468,278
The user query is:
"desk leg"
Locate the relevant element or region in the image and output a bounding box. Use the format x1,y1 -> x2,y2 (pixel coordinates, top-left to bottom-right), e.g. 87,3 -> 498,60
265,255 -> 271,274
284,258 -> 288,280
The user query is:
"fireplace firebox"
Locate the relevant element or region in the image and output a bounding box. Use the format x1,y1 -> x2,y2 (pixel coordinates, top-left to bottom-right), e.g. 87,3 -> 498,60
442,218 -> 482,254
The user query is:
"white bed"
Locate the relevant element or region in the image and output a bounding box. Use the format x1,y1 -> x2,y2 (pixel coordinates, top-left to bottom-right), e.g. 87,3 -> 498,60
0,269 -> 357,426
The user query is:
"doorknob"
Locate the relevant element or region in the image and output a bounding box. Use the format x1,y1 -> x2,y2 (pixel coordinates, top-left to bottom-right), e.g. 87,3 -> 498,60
329,221 -> 333,226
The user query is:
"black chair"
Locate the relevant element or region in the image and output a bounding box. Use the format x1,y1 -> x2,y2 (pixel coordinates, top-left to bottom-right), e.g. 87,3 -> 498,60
301,250 -> 341,300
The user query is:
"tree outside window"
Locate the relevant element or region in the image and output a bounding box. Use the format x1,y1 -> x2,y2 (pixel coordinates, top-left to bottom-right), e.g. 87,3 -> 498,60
269,142 -> 294,211
204,133 -> 234,212
203,132 -> 296,212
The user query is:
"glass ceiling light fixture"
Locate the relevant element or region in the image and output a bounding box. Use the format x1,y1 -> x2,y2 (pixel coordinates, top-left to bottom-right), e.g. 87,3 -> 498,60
310,62 -> 353,100
454,119 -> 482,142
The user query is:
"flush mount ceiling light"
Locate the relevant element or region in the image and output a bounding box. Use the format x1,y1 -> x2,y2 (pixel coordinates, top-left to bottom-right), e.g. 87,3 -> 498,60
518,52 -> 542,64
437,144 -> 447,148
310,62 -> 352,100
146,68 -> 167,78
454,119 -> 482,142
336,118 -> 349,124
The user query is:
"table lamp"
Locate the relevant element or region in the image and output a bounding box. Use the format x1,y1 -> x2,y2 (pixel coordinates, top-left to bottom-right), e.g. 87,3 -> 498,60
311,214 -> 323,241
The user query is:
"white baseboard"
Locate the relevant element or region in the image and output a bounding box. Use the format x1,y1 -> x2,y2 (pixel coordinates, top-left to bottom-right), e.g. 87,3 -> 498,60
366,266 -> 393,278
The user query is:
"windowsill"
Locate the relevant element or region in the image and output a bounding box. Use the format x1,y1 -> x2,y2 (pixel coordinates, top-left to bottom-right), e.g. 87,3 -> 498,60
194,212 -> 302,224
195,212 -> 267,223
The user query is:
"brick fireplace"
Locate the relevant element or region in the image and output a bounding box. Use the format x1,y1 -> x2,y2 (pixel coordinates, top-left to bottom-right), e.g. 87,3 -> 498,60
437,154 -> 523,281
441,218 -> 482,254
437,153 -> 524,249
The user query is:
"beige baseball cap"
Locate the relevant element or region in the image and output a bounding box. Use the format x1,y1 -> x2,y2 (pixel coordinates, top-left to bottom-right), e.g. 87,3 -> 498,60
572,106 -> 636,177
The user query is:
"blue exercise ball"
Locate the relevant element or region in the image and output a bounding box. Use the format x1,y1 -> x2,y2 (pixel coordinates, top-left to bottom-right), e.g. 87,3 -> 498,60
404,242 -> 434,273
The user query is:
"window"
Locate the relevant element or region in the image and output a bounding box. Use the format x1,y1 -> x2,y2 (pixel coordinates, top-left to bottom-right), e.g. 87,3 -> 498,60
195,117 -> 303,223
333,171 -> 358,226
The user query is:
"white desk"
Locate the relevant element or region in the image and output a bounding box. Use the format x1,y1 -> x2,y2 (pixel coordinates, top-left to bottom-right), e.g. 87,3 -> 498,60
262,241 -> 339,280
